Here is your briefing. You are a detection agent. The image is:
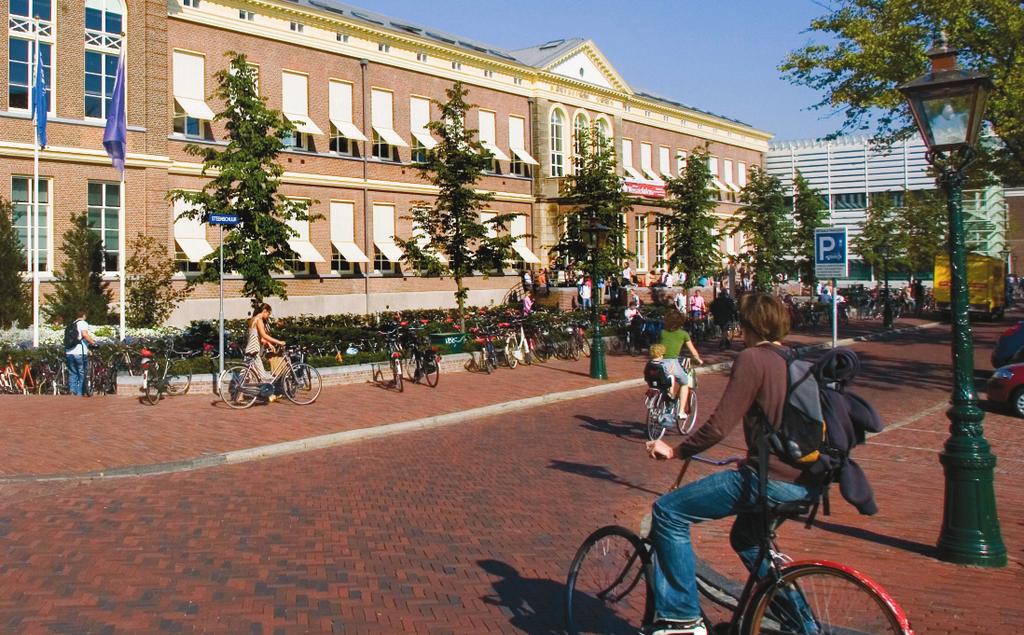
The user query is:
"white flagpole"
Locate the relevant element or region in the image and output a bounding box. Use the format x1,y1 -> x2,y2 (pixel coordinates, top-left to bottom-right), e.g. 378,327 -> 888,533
118,33 -> 127,341
31,18 -> 40,348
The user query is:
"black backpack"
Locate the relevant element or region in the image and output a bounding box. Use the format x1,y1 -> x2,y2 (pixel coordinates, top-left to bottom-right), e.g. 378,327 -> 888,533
762,347 -> 827,467
63,319 -> 82,349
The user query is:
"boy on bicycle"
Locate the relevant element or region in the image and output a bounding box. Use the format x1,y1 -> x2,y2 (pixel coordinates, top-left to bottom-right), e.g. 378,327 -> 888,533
649,311 -> 703,424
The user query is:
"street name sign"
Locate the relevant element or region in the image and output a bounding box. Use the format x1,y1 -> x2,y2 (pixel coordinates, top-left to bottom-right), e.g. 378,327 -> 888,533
814,227 -> 848,278
208,213 -> 239,226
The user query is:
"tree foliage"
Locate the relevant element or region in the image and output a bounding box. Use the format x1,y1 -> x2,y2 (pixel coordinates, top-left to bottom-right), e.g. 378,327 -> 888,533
125,234 -> 191,328
728,167 -> 794,292
781,0 -> 1024,186
791,171 -> 829,288
169,52 -> 319,303
0,196 -> 30,328
662,147 -> 720,283
45,211 -> 113,325
393,82 -> 516,331
852,195 -> 905,276
547,126 -> 630,281
900,189 -> 947,273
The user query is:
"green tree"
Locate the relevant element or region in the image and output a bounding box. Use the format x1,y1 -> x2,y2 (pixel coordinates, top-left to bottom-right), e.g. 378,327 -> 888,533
169,52 -> 319,303
662,147 -> 719,284
781,0 -> 1024,186
45,212 -> 113,325
125,234 -> 192,327
0,196 -> 31,328
791,171 -> 829,288
393,82 -> 515,331
899,189 -> 947,275
853,195 -> 906,279
547,125 -> 630,281
729,167 -> 794,292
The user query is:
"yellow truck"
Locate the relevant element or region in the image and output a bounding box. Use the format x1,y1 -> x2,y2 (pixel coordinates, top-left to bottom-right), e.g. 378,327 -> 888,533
933,253 -> 1006,319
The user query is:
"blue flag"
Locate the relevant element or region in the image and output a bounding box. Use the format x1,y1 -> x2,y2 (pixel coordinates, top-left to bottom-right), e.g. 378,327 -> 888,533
102,50 -> 127,174
31,41 -> 47,148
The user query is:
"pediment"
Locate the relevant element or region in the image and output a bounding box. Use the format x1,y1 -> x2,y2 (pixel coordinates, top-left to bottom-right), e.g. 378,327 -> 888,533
545,42 -> 631,93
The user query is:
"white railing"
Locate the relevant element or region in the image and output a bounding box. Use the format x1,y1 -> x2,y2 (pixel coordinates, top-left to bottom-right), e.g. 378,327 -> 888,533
85,29 -> 122,52
9,15 -> 54,39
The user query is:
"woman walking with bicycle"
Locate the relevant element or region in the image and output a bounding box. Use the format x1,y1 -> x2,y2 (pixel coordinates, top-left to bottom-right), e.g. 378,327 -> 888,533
246,303 -> 286,382
642,293 -> 820,635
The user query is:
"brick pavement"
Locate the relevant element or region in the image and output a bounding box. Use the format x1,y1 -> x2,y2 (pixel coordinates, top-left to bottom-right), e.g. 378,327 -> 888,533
0,317 -> 1019,634
0,316 -> 934,478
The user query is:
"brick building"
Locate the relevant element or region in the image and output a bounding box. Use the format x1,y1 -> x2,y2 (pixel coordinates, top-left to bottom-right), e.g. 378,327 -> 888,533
2,0 -> 771,324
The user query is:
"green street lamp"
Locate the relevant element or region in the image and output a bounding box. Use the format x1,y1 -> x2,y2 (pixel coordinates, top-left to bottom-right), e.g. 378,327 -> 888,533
581,221 -> 610,380
899,36 -> 1006,567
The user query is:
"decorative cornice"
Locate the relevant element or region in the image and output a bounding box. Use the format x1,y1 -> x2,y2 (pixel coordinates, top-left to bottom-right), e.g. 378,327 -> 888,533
0,141 -> 172,168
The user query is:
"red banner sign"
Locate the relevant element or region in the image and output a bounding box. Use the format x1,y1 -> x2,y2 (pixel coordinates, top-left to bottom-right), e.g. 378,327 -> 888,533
623,180 -> 666,199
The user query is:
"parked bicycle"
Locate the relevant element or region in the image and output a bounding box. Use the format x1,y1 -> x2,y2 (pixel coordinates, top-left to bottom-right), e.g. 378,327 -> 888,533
403,327 -> 441,387
643,356 -> 699,441
218,345 -> 322,409
373,327 -> 406,391
565,455 -> 914,635
140,344 -> 201,405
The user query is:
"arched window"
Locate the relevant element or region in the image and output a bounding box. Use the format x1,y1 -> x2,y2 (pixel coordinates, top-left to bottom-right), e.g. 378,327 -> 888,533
84,0 -> 124,119
8,0 -> 54,113
595,117 -> 612,148
573,112 -> 589,172
549,108 -> 566,177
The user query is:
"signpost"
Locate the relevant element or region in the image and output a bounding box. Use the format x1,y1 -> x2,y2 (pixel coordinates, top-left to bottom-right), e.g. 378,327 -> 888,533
815,228 -> 848,349
208,213 -> 239,380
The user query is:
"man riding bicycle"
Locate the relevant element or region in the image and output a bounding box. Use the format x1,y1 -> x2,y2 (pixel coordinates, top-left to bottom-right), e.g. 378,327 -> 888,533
643,293 -> 821,635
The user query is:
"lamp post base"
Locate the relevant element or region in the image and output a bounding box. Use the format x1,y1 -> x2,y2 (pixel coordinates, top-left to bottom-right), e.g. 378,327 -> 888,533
589,325 -> 607,380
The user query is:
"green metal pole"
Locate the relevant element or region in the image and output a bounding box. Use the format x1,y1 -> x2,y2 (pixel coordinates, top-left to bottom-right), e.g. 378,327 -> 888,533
589,259 -> 607,380
936,163 -> 1007,567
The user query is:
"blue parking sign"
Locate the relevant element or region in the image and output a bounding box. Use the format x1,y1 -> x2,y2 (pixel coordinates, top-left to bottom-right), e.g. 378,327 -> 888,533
814,228 -> 848,278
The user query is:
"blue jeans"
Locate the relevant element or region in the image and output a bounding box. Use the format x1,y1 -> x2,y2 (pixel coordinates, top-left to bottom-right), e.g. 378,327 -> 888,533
650,466 -> 815,622
581,298 -> 591,309
66,354 -> 88,396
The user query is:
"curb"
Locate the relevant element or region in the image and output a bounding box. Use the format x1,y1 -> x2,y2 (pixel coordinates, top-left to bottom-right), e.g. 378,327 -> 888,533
1,322 -> 941,484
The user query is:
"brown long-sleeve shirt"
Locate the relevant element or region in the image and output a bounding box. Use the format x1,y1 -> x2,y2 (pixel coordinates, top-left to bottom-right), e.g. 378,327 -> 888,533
676,343 -> 807,484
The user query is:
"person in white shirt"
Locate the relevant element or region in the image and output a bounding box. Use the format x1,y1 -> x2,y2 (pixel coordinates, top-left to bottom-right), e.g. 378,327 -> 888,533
64,310 -> 97,396
580,277 -> 593,309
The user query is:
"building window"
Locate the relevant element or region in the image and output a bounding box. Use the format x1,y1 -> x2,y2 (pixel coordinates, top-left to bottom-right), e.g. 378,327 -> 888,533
239,9 -> 254,21
330,128 -> 353,156
183,0 -> 199,6
417,53 -> 427,62
595,118 -> 611,148
832,192 -> 867,210
84,0 -> 123,120
332,250 -> 357,275
11,176 -> 51,272
374,248 -> 397,274
513,77 -> 523,86
282,130 -> 311,151
484,70 -> 493,78
550,109 -> 565,177
337,32 -> 348,42
372,132 -> 397,161
378,42 -> 389,52
451,61 -> 462,70
370,89 -> 405,162
9,0 -> 54,113
87,181 -> 120,273
290,22 -> 304,33
635,216 -> 648,272
573,113 -> 588,173
655,217 -> 667,268
329,80 -> 363,156
173,102 -> 211,139
175,249 -> 203,274
172,50 -> 215,140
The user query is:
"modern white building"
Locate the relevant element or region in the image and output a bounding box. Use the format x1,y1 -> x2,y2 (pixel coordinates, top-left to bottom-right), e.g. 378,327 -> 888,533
766,136 -> 1009,280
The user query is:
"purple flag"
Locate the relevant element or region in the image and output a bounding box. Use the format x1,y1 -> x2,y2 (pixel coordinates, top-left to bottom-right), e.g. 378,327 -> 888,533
102,50 -> 127,174
32,41 -> 47,148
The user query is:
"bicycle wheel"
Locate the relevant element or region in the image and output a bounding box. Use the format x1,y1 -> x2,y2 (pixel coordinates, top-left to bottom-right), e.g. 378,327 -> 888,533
565,525 -> 653,635
284,363 -> 322,405
742,562 -> 911,635
391,358 -> 404,392
505,339 -> 518,369
218,365 -> 260,409
530,337 -> 550,363
568,337 -> 582,361
646,391 -> 667,442
677,375 -> 699,435
421,353 -> 440,387
143,363 -> 162,406
580,334 -> 591,358
164,358 -> 192,395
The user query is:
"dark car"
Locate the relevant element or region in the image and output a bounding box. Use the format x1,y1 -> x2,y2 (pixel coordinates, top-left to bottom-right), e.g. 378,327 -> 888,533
991,321 -> 1024,368
986,363 -> 1024,417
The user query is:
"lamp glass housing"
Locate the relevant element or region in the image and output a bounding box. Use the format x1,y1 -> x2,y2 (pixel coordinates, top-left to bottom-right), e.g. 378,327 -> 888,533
900,68 -> 992,153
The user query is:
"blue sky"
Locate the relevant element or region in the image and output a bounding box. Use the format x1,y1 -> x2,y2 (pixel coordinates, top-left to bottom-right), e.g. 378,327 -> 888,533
362,0 -> 839,142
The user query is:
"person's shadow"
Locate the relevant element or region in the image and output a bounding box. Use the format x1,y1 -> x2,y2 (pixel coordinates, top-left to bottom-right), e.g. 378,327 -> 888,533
478,559 -> 640,634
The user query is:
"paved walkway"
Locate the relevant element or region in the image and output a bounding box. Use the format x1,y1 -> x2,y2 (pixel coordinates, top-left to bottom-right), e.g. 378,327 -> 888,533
0,317 -> 1019,634
0,316 -> 935,478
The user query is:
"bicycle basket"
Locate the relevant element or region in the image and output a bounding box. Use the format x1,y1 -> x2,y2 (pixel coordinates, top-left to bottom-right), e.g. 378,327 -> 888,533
643,361 -> 673,390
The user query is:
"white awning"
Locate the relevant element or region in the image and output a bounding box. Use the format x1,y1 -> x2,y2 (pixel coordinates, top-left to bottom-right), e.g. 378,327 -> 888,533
481,141 -> 510,162
512,242 -> 541,264
660,169 -> 675,180
176,237 -> 214,262
330,119 -> 367,141
724,179 -> 742,193
331,240 -> 370,263
374,240 -> 403,262
624,166 -> 644,180
175,97 -> 215,121
373,125 -> 409,148
411,129 -> 437,149
711,177 -> 730,192
510,146 -> 539,165
641,168 -> 663,183
288,239 -> 325,263
172,51 -> 215,121
284,112 -> 324,136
